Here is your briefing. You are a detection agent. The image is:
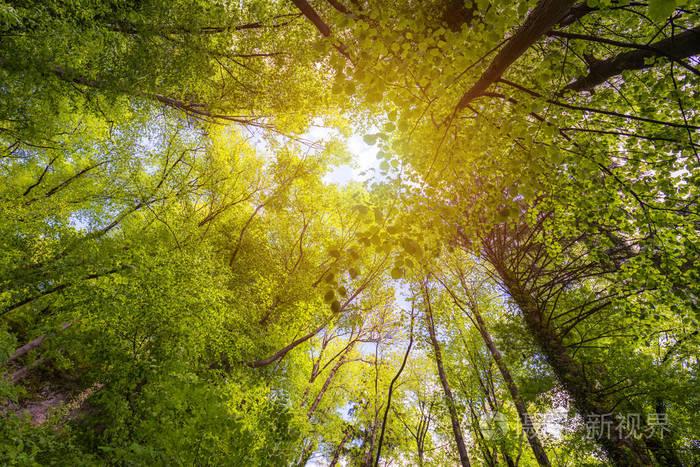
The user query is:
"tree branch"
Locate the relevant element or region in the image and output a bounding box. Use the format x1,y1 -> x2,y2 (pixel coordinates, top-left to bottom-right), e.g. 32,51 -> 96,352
497,78 -> 700,130
564,26 -> 700,92
291,0 -> 353,63
247,320 -> 330,368
455,0 -> 576,112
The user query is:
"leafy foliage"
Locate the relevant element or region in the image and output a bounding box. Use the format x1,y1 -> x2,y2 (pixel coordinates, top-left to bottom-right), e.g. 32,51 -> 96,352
1,0 -> 699,465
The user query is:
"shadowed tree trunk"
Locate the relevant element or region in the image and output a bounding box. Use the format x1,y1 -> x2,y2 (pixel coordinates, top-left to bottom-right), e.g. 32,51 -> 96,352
374,311 -> 415,466
455,0 -> 576,111
481,223 -> 656,466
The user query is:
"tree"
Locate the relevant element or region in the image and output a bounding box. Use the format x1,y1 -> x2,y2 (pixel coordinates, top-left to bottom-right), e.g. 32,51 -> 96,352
2,0 -> 699,465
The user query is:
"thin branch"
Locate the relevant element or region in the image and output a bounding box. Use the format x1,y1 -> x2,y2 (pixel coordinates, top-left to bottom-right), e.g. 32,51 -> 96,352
374,309 -> 415,467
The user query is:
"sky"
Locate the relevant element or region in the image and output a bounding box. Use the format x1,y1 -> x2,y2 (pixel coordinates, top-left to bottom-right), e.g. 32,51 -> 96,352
322,133 -> 381,186
243,117 -> 383,186
287,121 -> 382,186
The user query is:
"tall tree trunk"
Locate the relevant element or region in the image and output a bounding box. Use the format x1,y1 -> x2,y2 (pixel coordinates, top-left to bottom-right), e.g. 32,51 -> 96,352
477,219 -> 675,465
645,399 -> 683,467
424,287 -> 472,467
363,344 -> 382,467
497,266 -> 654,466
455,0 -> 576,111
502,449 -> 516,467
466,292 -> 551,467
467,400 -> 496,466
362,420 -> 379,467
375,312 -> 415,466
417,444 -> 425,466
415,402 -> 433,467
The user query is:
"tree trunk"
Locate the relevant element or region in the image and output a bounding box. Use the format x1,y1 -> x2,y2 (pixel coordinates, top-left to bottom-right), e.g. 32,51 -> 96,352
375,313 -> 415,466
424,288 -> 472,467
479,219 -> 684,465
498,268 -> 654,466
307,341 -> 356,417
6,322 -> 72,364
455,0 -> 576,110
362,419 -> 379,467
467,295 -> 551,467
329,426 -> 353,467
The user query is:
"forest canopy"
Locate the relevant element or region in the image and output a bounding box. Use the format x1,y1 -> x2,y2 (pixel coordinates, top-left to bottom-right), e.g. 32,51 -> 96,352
0,0 -> 698,465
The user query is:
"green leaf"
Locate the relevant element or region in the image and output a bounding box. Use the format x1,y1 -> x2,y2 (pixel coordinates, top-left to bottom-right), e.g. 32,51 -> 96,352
400,237 -> 423,258
354,204 -> 370,216
330,300 -> 341,313
648,0 -> 675,19
363,133 -> 379,145
390,267 -> 404,279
